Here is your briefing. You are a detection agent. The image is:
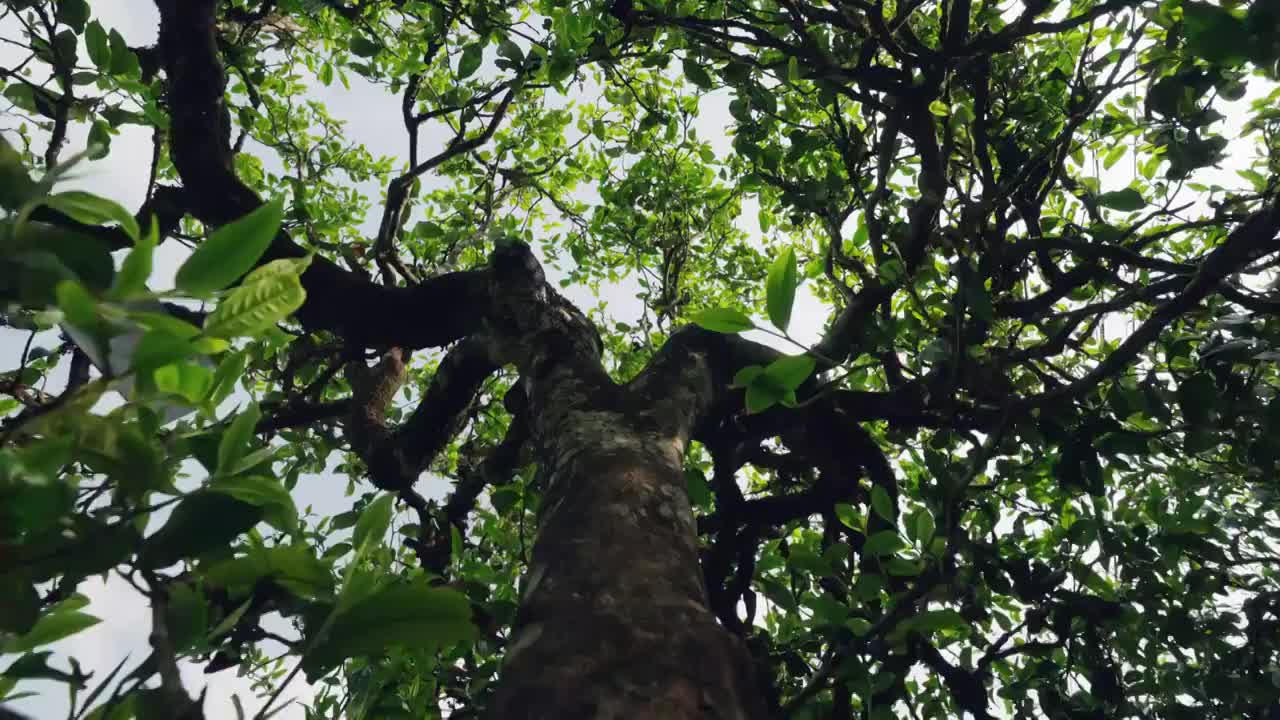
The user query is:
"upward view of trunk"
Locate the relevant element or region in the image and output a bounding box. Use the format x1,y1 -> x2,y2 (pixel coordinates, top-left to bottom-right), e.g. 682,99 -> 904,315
488,393 -> 768,719
474,247 -> 770,718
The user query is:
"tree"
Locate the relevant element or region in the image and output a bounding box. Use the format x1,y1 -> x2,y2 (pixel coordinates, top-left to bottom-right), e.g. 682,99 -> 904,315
2,0 -> 1280,716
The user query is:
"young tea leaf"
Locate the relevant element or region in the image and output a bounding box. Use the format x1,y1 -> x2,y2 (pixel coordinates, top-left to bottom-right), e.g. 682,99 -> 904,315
175,197 -> 284,296
765,247 -> 798,331
693,308 -> 754,334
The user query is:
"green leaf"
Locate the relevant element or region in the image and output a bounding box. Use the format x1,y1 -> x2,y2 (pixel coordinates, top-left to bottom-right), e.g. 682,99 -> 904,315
217,403 -> 261,476
107,28 -> 138,77
2,651 -> 83,685
204,546 -> 332,600
204,267 -> 306,338
928,99 -> 949,116
111,221 -> 156,299
845,617 -> 872,637
85,20 -> 110,70
1177,373 -> 1217,425
1183,2 -> 1249,63
1096,188 -> 1146,211
497,38 -> 524,65
490,485 -> 521,515
693,308 -> 754,334
870,485 -> 895,523
55,280 -> 97,330
458,43 -> 484,78
911,507 -> 936,545
5,603 -> 100,654
349,34 -> 381,57
765,247 -> 798,331
903,609 -> 969,636
787,56 -> 800,83
682,58 -> 714,89
302,583 -> 475,680
56,0 -> 90,33
132,331 -> 196,374
685,468 -> 712,508
175,197 -> 285,296
141,492 -> 264,568
862,530 -> 903,556
206,350 -> 248,408
153,362 -> 214,404
43,191 -> 139,241
210,475 -> 297,532
732,365 -> 764,388
835,503 -> 861,530
353,494 -> 394,551
763,354 -> 815,392
0,575 -> 40,635
1102,144 -> 1126,170
0,135 -> 34,210
165,582 -> 208,653
744,379 -> 788,413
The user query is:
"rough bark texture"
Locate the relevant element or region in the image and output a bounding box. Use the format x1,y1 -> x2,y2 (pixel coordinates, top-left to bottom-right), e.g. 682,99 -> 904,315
489,396 -> 768,720
478,244 -> 769,718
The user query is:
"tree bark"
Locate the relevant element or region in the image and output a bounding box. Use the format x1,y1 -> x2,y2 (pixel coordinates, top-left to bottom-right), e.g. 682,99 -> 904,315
488,397 -> 769,719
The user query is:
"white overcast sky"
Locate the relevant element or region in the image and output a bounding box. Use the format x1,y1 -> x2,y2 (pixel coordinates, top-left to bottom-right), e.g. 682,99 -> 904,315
2,1 -> 1275,718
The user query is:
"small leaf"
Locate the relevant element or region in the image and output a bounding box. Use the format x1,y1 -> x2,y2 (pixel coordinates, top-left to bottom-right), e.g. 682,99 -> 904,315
685,468 -> 712,508
765,247 -> 798,331
862,530 -> 904,556
85,20 -> 110,70
141,492 -> 264,568
210,475 -> 297,532
834,503 -> 861,531
5,603 -> 100,654
904,609 -> 970,635
204,546 -> 331,600
132,331 -> 196,375
175,197 -> 284,296
217,403 -> 261,476
0,134 -> 34,210
787,56 -> 800,83
1177,373 -> 1217,425
731,365 -> 764,388
912,507 -> 936,545
204,270 -> 306,338
845,617 -> 872,636
693,308 -> 754,334
43,191 -> 139,241
763,354 -> 815,392
682,58 -> 713,89
1096,188 -> 1146,211
458,43 -> 484,78
870,485 -> 895,523
302,583 -> 475,680
55,280 -> 97,331
744,379 -> 787,413
111,220 -> 156,299
154,362 -> 214,403
56,0 -> 90,32
165,583 -> 209,653
349,35 -> 381,57
928,100 -> 949,116
107,28 -> 138,76
0,576 -> 40,635
353,494 -> 394,551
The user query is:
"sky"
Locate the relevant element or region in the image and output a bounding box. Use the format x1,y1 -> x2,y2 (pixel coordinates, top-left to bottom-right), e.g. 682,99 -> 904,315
2,1 -> 1276,718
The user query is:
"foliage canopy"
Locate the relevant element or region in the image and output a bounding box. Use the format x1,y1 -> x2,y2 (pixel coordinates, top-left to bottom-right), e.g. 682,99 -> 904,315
2,0 -> 1280,717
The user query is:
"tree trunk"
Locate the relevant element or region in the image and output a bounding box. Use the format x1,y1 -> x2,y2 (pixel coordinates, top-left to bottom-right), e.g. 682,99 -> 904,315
487,391 -> 768,719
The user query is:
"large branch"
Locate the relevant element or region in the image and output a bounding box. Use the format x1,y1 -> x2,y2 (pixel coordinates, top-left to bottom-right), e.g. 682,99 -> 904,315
154,0 -> 488,349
